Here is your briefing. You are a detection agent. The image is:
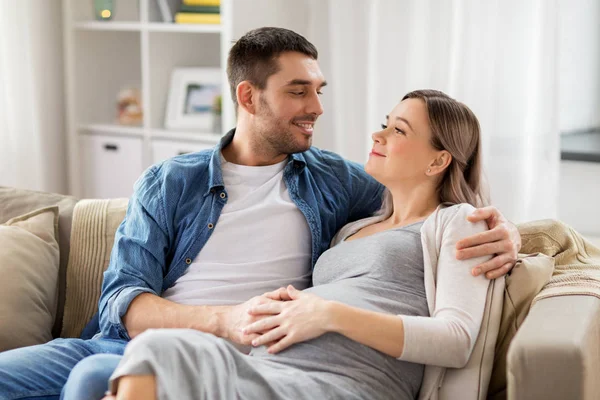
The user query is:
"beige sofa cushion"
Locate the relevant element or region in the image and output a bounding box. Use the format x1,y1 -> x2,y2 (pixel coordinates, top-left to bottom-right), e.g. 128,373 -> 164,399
0,207 -> 60,351
0,186 -> 78,338
506,295 -> 600,400
60,198 -> 128,338
487,253 -> 555,399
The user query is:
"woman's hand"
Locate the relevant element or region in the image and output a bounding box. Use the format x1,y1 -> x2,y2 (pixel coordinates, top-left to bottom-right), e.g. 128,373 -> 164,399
262,286 -> 293,301
242,285 -> 332,354
456,206 -> 521,279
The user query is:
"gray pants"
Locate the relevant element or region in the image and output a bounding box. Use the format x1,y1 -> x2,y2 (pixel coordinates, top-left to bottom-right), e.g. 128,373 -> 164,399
109,329 -> 365,400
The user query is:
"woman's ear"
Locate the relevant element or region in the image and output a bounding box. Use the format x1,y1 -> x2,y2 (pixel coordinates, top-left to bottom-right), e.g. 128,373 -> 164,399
427,151 -> 452,175
236,81 -> 256,115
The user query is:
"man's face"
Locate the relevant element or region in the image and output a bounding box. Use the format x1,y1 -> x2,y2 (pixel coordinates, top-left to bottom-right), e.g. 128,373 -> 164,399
254,52 -> 326,154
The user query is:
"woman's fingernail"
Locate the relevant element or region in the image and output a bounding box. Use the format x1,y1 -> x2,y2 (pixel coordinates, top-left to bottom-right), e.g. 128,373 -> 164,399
473,267 -> 481,276
252,340 -> 257,346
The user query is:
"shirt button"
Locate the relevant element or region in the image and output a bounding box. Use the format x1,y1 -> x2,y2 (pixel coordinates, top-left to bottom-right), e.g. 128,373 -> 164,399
220,192 -> 226,199
185,258 -> 192,265
208,223 -> 214,229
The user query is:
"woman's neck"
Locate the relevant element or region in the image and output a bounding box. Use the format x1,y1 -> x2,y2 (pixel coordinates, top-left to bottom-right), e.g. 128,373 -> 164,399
387,183 -> 440,226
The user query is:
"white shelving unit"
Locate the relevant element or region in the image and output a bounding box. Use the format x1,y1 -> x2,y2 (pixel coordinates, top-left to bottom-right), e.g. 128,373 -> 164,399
63,0 -> 315,199
62,0 -> 234,199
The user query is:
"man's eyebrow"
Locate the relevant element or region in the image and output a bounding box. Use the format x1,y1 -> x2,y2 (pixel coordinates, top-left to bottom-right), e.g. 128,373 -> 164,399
285,79 -> 328,87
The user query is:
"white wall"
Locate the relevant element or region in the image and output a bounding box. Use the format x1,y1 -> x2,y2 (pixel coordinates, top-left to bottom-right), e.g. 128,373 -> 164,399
557,0 -> 600,237
38,2 -> 67,194
559,0 -> 600,133
559,161 -> 600,236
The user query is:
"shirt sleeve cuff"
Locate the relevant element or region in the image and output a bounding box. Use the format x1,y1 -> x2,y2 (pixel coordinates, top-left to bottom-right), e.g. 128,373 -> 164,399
108,287 -> 157,339
398,315 -> 438,363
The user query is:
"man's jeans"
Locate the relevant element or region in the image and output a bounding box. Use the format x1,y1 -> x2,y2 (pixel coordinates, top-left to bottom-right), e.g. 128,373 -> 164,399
61,354 -> 122,400
0,338 -> 126,400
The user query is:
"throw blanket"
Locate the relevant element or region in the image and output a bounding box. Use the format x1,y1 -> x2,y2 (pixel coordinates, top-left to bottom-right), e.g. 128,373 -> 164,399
518,219 -> 600,305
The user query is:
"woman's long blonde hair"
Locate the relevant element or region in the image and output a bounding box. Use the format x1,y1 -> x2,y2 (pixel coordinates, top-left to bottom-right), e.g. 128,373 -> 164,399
378,90 -> 489,216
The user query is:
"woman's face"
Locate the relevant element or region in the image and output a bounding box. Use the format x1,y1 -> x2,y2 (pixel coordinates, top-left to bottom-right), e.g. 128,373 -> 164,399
365,98 -> 439,187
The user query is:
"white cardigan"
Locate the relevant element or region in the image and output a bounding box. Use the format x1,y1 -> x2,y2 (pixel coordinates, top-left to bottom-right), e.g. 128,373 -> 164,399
331,203 -> 505,399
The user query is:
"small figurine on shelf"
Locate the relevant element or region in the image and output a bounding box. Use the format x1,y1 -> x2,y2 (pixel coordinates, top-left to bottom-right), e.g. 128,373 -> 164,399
94,0 -> 115,21
117,87 -> 143,125
212,95 -> 222,134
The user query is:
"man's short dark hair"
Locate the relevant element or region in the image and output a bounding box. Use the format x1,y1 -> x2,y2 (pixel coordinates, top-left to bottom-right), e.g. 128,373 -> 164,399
227,27 -> 318,109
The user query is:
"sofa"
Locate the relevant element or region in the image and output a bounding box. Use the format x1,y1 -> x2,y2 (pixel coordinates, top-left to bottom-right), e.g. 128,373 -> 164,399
1,185 -> 600,400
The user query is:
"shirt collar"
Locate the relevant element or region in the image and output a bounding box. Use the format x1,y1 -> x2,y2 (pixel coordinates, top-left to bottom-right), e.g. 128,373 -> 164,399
204,129 -> 233,196
289,151 -> 307,171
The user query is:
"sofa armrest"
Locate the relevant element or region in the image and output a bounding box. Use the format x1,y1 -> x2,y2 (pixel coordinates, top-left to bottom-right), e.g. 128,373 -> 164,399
507,295 -> 600,400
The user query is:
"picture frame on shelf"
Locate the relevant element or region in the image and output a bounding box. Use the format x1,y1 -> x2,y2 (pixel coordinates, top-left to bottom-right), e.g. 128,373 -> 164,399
165,67 -> 222,132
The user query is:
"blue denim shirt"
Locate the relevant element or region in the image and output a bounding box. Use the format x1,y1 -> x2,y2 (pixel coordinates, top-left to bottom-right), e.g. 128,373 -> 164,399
98,129 -> 385,340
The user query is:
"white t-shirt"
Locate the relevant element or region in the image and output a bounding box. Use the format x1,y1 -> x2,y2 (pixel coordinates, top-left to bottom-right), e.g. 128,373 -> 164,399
162,156 -> 312,305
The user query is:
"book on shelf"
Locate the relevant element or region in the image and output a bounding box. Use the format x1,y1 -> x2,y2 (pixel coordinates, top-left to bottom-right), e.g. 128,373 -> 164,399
180,4 -> 220,13
182,0 -> 220,6
156,0 -> 173,22
175,12 -> 220,24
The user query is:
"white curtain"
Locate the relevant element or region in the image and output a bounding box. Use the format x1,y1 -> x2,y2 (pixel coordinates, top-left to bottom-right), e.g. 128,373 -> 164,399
309,0 -> 559,223
0,1 -> 67,193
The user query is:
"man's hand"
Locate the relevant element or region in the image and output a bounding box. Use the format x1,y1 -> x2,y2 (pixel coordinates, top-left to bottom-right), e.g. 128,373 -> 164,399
456,206 -> 522,279
219,295 -> 283,346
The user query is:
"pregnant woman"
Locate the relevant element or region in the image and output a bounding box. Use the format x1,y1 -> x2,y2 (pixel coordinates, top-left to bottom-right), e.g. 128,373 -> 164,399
104,89 -> 494,400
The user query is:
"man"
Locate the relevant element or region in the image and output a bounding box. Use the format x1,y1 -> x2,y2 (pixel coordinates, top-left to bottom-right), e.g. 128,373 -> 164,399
0,27 -> 520,400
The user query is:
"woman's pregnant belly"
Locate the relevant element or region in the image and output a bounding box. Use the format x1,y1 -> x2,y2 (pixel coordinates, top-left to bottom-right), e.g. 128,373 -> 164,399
249,280 -> 427,397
